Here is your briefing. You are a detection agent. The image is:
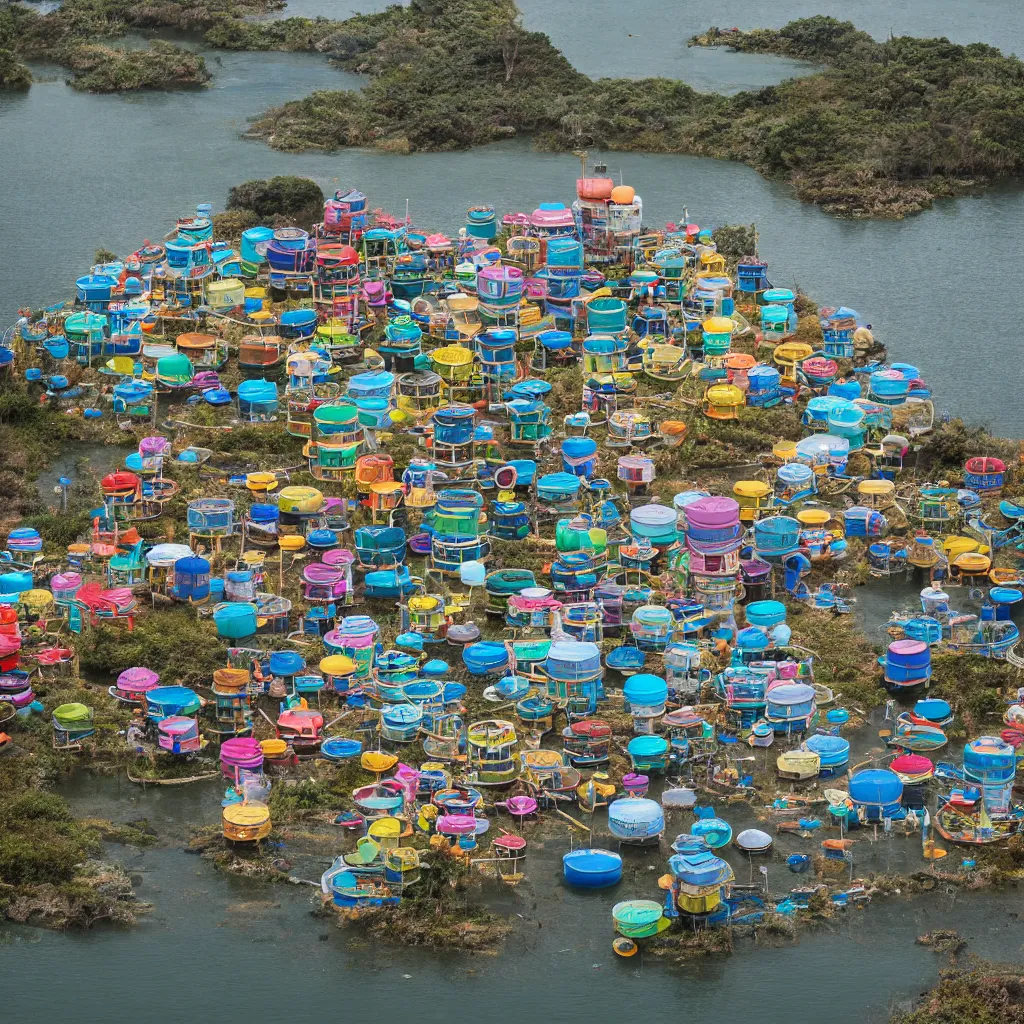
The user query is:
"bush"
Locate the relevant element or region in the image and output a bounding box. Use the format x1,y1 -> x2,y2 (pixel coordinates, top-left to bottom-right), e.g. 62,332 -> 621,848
0,47 -> 31,89
0,790 -> 97,886
74,607 -> 226,686
226,176 -> 324,227
63,41 -> 211,93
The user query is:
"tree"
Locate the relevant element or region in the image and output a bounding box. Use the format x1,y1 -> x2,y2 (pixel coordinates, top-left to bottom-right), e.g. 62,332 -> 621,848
498,10 -> 523,83
226,176 -> 325,226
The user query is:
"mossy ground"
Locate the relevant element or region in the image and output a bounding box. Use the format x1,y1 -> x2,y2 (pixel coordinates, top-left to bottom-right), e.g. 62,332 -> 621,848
891,963 -> 1024,1023
0,768 -> 149,928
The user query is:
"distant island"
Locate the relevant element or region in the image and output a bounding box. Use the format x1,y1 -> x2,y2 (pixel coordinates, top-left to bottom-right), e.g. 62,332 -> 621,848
6,1 -> 1024,218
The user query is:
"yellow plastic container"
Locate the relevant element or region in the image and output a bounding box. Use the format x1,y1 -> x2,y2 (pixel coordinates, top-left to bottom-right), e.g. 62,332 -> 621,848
367,816 -> 403,850
223,802 -> 272,842
773,440 -> 797,462
361,750 -> 398,774
704,383 -> 745,420
277,486 -> 324,514
796,508 -> 831,528
245,471 -> 278,493
319,654 -> 356,677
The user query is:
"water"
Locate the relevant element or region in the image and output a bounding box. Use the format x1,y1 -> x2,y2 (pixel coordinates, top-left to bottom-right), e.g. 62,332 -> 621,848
33,440 -> 133,498
3,772 -> 1021,1024
514,0 -> 1024,76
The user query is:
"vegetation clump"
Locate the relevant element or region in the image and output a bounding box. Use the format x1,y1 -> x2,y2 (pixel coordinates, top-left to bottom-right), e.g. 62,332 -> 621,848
0,47 -> 32,89
62,40 -> 211,93
0,0 -> 267,92
890,962 -> 1024,1023
73,606 -> 227,688
0,781 -> 146,928
335,844 -> 513,950
690,18 -> 1024,216
225,176 -> 326,232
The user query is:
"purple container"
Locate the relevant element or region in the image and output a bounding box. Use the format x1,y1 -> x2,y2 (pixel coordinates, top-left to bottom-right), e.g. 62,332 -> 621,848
685,496 -> 740,529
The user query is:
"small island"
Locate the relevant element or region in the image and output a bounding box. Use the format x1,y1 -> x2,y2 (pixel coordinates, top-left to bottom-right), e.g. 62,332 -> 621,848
61,41 -> 211,93
0,0 -> 270,93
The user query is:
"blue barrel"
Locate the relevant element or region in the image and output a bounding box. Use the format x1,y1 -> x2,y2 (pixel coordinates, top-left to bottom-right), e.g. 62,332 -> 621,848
630,504 -> 677,543
804,395 -> 842,428
357,397 -> 392,428
278,309 -> 319,340
432,405 -> 475,444
869,370 -> 910,403
443,682 -> 467,704
546,640 -> 601,680
462,641 -> 509,676
321,737 -> 362,762
213,602 -> 258,639
913,697 -> 951,722
238,379 -> 279,417
763,287 -> 795,309
508,459 -> 536,487
778,463 -> 814,490
241,226 -> 274,264
849,768 -> 903,820
884,639 -> 931,686
804,733 -> 850,771
828,403 -> 866,440
348,371 -> 395,400
173,555 -> 210,602
736,626 -> 770,652
248,503 -> 279,524
114,380 -> 153,405
626,734 -> 669,767
828,380 -> 861,401
963,736 -> 1017,784
843,506 -> 886,538
307,529 -> 337,550
563,848 -> 623,888
466,206 -> 496,240
0,571 -> 32,596
608,798 -> 664,841
273,227 -> 309,251
745,600 -> 786,627
753,516 -> 801,561
537,472 -> 582,502
623,673 -> 668,712
539,329 -> 573,353
561,436 -> 598,477
586,297 -> 628,334
477,329 -> 517,381
547,236 -> 583,270
269,650 -> 305,678
747,365 -> 780,391
765,683 -> 816,728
